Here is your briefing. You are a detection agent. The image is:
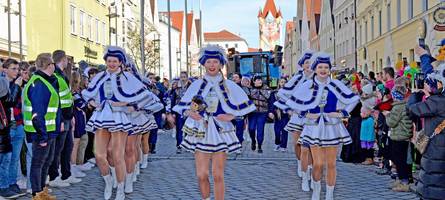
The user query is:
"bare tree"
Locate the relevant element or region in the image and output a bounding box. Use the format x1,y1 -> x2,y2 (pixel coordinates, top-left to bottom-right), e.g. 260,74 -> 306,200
126,21 -> 159,74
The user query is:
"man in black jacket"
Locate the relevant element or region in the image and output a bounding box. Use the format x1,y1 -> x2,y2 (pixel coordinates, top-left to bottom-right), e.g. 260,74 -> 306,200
48,50 -> 81,188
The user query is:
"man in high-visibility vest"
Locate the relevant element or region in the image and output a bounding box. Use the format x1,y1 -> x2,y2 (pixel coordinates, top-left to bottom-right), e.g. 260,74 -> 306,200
23,53 -> 61,200
47,50 -> 81,188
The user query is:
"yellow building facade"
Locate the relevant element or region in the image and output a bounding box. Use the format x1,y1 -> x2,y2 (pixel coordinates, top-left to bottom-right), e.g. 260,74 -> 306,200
27,0 -> 109,65
356,0 -> 445,74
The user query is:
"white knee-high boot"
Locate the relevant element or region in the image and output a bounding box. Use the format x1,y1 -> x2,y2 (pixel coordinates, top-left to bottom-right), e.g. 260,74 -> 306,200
102,175 -> 113,200
125,172 -> 134,193
140,154 -> 148,169
311,181 -> 321,200
301,171 -> 310,192
297,159 -> 302,177
325,185 -> 335,200
115,182 -> 125,200
110,167 -> 118,189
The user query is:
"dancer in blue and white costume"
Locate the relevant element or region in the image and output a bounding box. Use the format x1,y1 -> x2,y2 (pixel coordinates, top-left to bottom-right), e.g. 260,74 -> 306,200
274,50 -> 315,191
82,46 -> 160,200
121,57 -> 163,194
173,45 -> 255,200
285,53 -> 359,200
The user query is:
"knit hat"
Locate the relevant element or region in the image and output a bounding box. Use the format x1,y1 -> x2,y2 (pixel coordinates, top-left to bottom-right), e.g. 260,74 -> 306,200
361,84 -> 374,97
198,45 -> 227,66
310,52 -> 332,70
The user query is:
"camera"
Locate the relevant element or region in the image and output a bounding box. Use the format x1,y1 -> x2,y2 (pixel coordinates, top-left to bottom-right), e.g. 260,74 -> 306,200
415,72 -> 425,90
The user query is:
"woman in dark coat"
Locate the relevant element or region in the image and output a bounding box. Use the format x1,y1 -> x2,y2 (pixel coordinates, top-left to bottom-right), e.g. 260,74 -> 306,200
407,69 -> 445,200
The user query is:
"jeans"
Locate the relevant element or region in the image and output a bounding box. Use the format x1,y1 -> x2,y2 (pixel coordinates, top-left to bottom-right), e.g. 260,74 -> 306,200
0,152 -> 12,189
274,116 -> 289,148
25,142 -> 32,189
232,118 -> 245,144
175,114 -> 185,147
248,112 -> 268,146
31,137 -> 56,194
8,124 -> 25,185
48,120 -> 72,181
149,112 -> 163,144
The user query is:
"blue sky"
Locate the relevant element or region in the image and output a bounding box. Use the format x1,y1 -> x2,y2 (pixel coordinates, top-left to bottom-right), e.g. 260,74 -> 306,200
157,0 -> 297,48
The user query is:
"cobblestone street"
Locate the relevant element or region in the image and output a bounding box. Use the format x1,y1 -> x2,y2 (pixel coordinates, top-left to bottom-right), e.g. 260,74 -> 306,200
17,124 -> 418,200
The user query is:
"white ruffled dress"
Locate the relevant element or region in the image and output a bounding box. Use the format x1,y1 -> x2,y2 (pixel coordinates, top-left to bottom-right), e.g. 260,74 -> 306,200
82,69 -> 158,133
285,77 -> 359,147
274,70 -> 313,133
173,74 -> 256,154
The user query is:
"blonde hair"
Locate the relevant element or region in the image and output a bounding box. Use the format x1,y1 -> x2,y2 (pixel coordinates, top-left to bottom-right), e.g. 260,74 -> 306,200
35,53 -> 53,70
70,71 -> 81,92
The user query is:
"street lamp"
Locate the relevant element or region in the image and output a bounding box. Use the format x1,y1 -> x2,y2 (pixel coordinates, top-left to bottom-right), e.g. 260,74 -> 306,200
106,3 -> 119,46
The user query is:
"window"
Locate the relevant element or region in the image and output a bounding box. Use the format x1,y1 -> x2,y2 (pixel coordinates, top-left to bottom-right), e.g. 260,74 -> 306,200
79,10 -> 84,36
235,43 -> 238,48
95,19 -> 100,43
408,0 -> 413,19
422,0 -> 428,11
225,44 -> 229,48
387,3 -> 391,31
397,0 -> 401,25
365,21 -> 368,43
371,16 -> 374,40
87,15 -> 92,39
410,49 -> 415,62
70,5 -> 76,34
398,52 -> 403,62
378,10 -> 382,36
102,22 -> 106,44
359,24 -> 362,45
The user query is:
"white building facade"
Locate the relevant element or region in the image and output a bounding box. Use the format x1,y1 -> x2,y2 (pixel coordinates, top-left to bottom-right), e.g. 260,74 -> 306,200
333,0 -> 356,69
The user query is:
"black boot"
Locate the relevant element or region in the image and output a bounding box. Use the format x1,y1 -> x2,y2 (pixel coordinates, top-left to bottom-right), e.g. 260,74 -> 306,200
258,144 -> 263,153
251,142 -> 256,151
149,143 -> 156,154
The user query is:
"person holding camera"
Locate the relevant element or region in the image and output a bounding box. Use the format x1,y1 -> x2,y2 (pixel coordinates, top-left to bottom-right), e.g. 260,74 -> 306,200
407,65 -> 445,200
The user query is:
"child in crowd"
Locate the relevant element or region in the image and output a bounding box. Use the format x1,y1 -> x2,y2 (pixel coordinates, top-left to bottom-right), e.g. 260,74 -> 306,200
385,83 -> 413,192
360,84 -> 377,165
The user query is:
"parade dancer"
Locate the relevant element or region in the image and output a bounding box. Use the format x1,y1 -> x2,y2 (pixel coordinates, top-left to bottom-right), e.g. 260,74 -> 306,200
274,50 -> 314,191
82,46 -> 158,200
173,45 -> 255,200
122,59 -> 163,194
286,53 -> 359,200
271,77 -> 290,152
246,76 -> 273,153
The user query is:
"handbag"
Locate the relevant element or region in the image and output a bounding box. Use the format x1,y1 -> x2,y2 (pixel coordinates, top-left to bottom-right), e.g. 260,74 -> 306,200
0,101 -> 8,130
414,119 -> 445,154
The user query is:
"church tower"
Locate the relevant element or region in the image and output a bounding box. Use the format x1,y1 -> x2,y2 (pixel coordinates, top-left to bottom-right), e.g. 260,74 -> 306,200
258,0 -> 282,51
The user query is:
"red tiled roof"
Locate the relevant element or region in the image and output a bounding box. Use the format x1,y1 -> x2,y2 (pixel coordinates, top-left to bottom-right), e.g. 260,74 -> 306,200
258,0 -> 282,18
204,30 -> 245,42
186,13 -> 194,43
195,19 -> 201,43
248,48 -> 259,52
165,11 -> 184,32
